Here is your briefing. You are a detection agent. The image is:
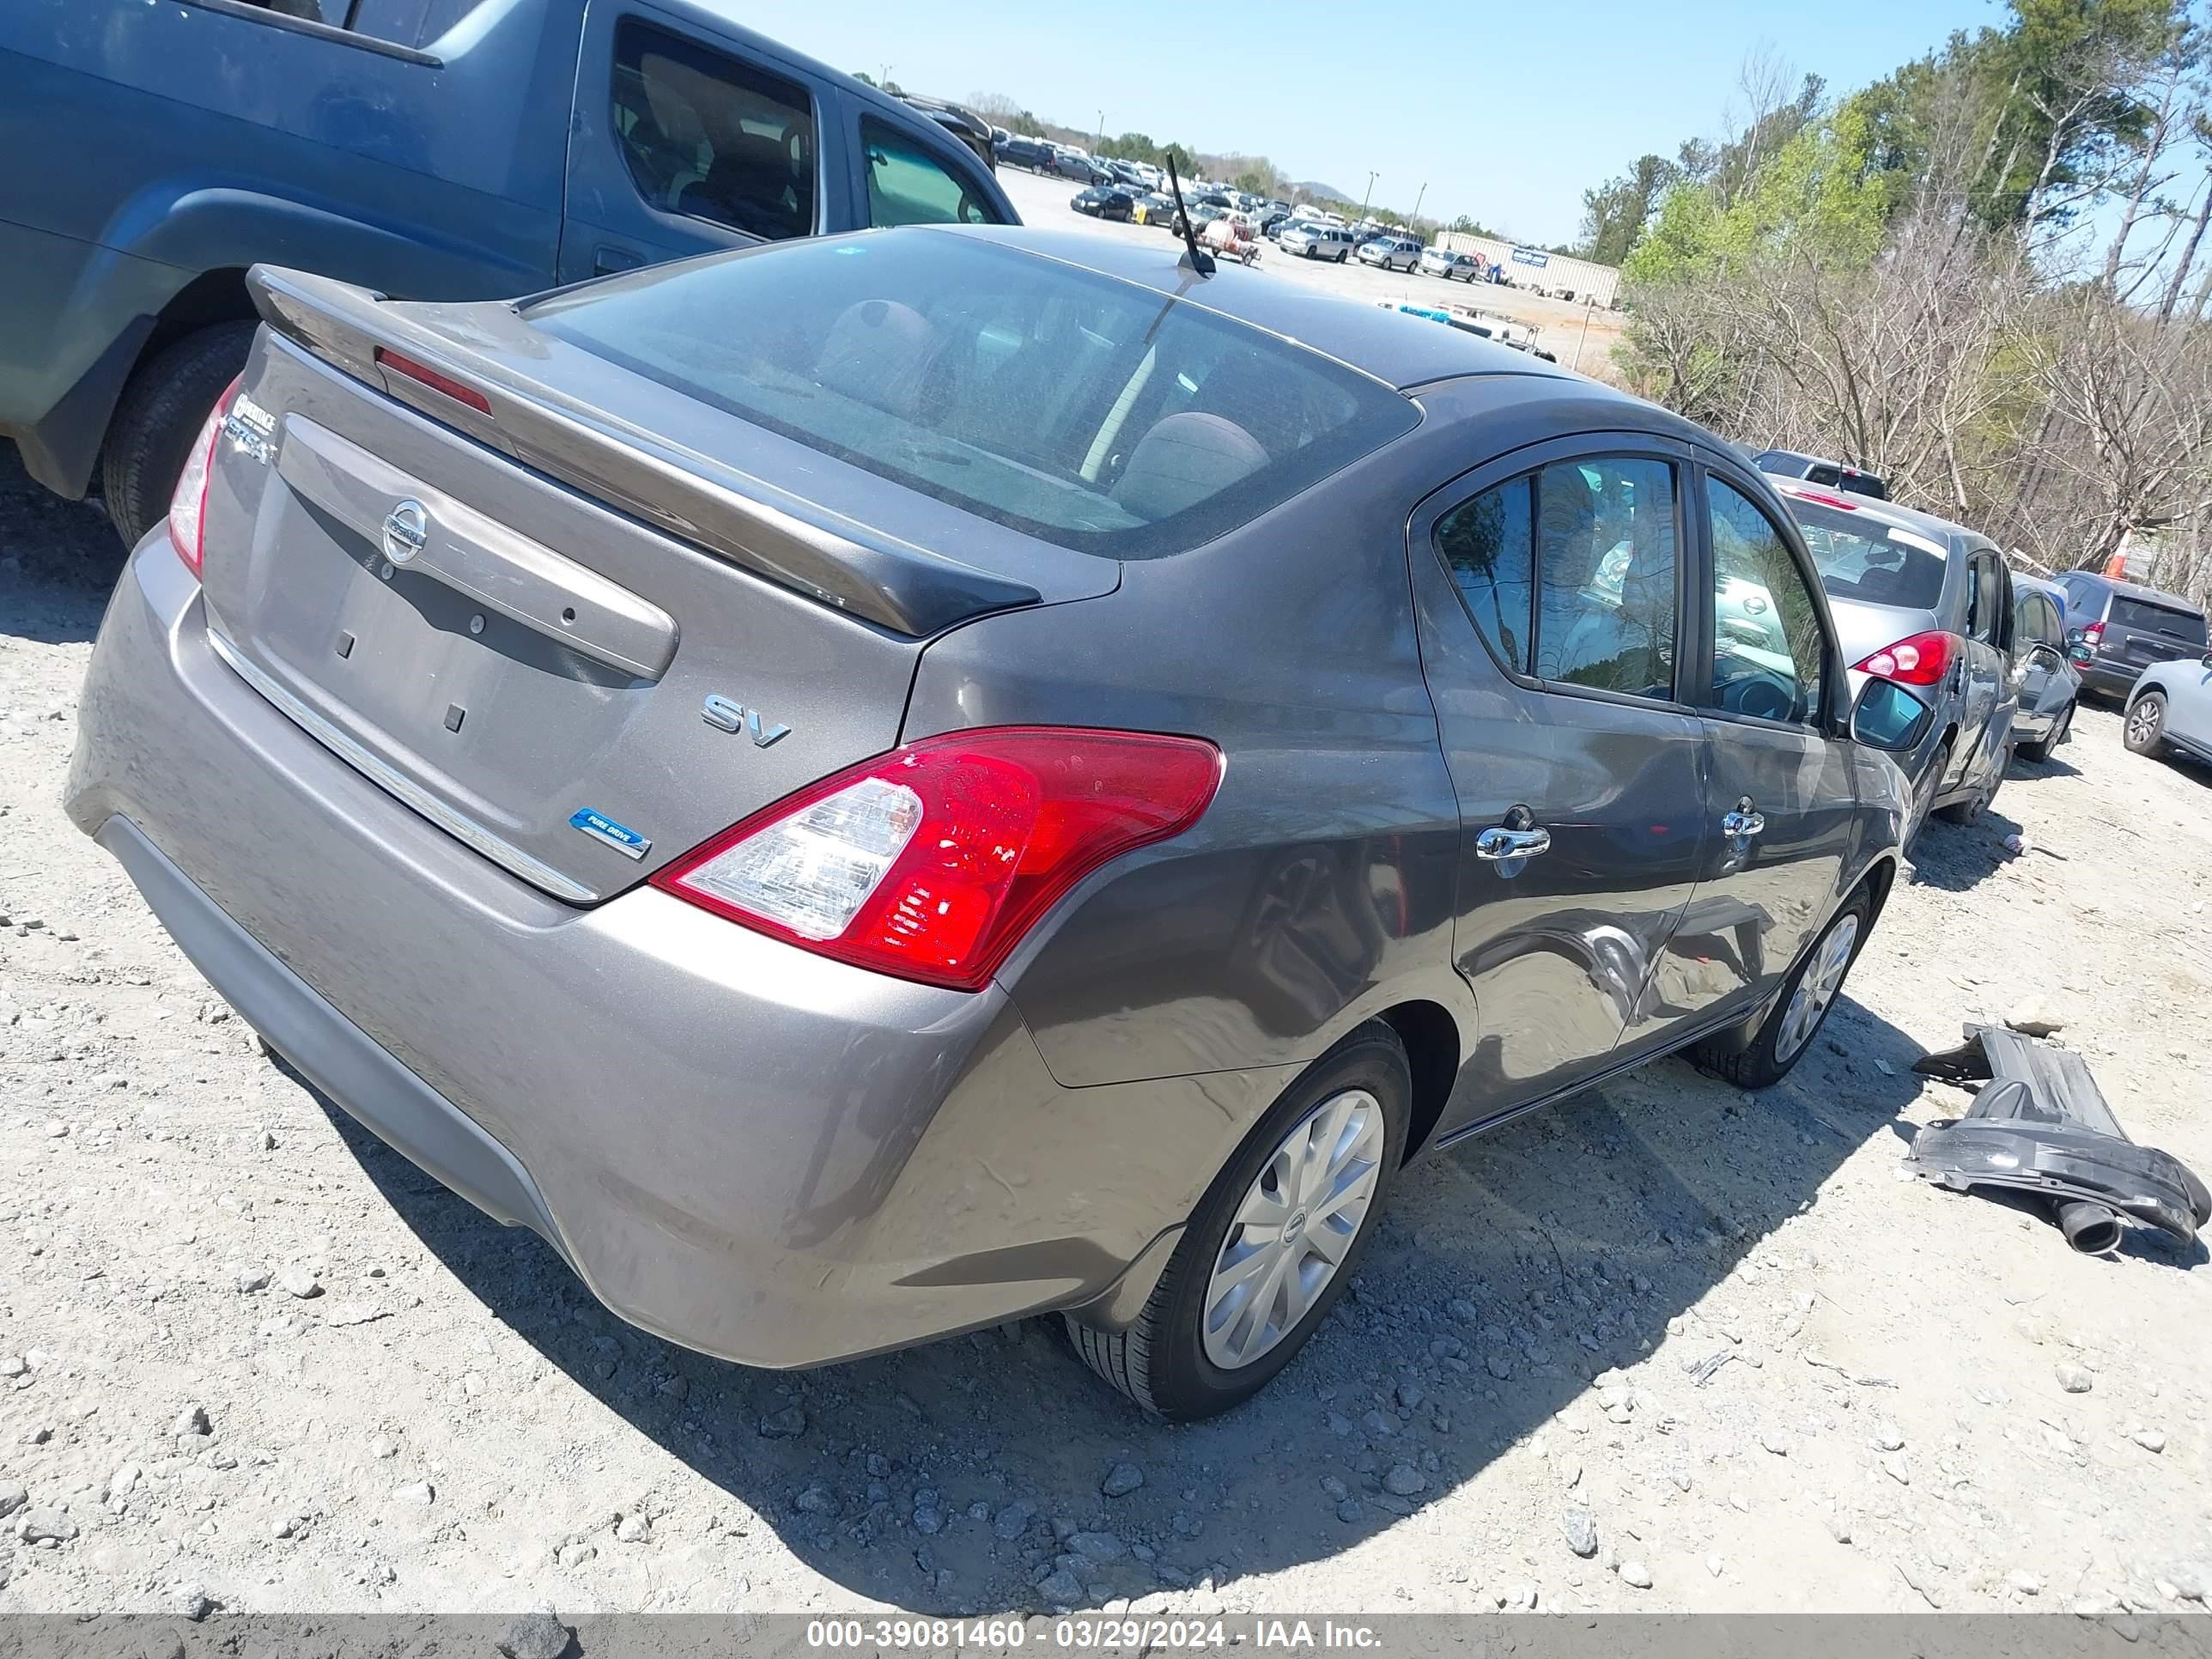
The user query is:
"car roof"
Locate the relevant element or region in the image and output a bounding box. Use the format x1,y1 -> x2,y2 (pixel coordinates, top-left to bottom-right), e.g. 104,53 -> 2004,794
2014,573 -> 2064,602
2064,570 -> 2205,611
945,226 -> 1650,397
1764,473 -> 1987,555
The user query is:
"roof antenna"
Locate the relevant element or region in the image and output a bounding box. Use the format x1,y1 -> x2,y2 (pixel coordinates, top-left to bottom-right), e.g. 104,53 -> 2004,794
1164,154 -> 1214,277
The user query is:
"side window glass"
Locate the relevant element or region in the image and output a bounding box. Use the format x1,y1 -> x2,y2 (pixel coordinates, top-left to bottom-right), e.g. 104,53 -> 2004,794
1434,476 -> 1534,675
1967,556 -> 2002,644
864,119 -> 1002,227
1705,477 -> 1828,726
612,22 -> 817,241
1532,457 -> 1678,697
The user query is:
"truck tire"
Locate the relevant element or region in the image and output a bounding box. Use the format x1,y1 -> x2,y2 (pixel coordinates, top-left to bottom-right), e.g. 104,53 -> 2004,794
100,322 -> 258,550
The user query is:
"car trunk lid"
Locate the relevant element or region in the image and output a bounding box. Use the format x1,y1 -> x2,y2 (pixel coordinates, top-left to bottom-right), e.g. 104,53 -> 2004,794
197,266 -> 1113,903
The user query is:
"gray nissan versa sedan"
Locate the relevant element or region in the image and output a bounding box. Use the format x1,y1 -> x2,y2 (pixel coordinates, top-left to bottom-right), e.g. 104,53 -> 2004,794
66,227 -> 1933,1419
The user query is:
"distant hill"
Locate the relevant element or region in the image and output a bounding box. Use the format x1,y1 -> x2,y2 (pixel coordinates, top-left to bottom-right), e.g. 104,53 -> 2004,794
1289,179 -> 1353,204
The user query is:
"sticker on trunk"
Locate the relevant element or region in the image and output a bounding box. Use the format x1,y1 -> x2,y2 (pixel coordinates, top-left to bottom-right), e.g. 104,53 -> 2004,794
568,808 -> 650,860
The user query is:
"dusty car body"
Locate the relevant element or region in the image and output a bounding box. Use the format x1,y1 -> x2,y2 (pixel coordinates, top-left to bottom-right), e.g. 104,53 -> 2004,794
69,227 -> 1927,1417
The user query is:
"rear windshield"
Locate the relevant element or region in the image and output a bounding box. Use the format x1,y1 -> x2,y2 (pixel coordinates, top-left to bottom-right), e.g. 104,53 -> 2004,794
2111,596 -> 2209,645
1790,500 -> 1948,610
527,232 -> 1416,559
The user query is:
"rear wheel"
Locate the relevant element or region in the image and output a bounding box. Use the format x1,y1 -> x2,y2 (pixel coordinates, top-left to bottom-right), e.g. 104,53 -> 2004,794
2124,690 -> 2168,755
1905,738 -> 1950,849
1692,887 -> 1873,1090
2017,702 -> 2073,763
1066,1024 -> 1408,1420
1937,741 -> 2006,824
100,321 -> 258,549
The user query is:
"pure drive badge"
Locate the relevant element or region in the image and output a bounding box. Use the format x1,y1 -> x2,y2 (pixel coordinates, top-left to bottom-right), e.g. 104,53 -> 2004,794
568,807 -> 650,860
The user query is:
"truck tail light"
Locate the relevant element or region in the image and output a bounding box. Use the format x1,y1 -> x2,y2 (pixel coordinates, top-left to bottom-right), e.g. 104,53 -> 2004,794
653,728 -> 1223,991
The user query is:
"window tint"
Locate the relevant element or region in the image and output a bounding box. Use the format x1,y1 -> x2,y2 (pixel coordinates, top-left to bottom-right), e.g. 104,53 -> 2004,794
1706,477 -> 1828,726
612,21 -> 815,241
862,118 -> 1002,227
1966,556 -> 2002,644
1807,465 -> 1842,486
1434,459 -> 1679,696
528,234 -> 1417,559
1532,459 -> 1679,696
2012,592 -> 2052,648
2110,597 -> 2209,646
1793,500 -> 1947,610
1435,477 -> 1535,673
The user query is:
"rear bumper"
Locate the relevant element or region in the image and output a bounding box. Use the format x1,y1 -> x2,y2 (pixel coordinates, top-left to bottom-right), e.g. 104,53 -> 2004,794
2077,659 -> 2141,696
65,538 -> 1229,1368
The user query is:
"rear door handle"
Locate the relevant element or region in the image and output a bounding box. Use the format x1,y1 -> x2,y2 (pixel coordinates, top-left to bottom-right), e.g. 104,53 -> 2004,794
594,246 -> 645,276
1474,826 -> 1552,860
1722,809 -> 1765,838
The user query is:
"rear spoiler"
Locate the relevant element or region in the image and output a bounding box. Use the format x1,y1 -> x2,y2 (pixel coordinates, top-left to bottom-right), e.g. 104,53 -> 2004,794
246,264 -> 1042,637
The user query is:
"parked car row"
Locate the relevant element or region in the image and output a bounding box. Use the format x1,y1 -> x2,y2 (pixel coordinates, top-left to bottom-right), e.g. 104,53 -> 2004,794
1753,456 -> 2212,805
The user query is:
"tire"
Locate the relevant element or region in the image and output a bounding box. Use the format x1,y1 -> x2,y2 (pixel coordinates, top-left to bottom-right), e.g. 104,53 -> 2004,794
2124,690 -> 2168,755
1936,740 -> 2005,824
2016,701 -> 2072,763
99,321 -> 258,550
1336,249 -> 1349,264
1065,1023 -> 1409,1420
1905,738 -> 1950,850
1692,886 -> 1874,1091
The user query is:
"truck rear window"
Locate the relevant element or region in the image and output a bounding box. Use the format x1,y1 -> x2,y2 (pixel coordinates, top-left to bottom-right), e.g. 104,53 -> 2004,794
2111,597 -> 2208,646
526,231 -> 1419,559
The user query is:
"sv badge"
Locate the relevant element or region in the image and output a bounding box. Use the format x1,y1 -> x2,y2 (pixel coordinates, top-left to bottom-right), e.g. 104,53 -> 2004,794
702,693 -> 790,748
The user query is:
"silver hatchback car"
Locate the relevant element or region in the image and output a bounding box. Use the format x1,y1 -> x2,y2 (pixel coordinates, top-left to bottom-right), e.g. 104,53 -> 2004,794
70,228 -> 1931,1418
1762,475 -> 2017,837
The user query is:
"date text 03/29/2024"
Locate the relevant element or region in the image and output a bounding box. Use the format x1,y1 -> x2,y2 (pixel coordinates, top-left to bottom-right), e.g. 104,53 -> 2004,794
801,1618 -> 1384,1650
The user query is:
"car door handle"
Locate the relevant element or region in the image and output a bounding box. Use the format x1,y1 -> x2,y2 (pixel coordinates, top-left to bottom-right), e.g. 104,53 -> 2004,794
1722,809 -> 1766,838
594,246 -> 644,276
1475,826 -> 1552,860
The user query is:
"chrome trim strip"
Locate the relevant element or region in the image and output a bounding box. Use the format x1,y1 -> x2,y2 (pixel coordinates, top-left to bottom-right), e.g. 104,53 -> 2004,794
206,631 -> 599,905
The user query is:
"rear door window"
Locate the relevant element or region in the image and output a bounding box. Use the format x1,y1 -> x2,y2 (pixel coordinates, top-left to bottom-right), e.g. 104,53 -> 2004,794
2111,597 -> 2209,647
1433,456 -> 1680,699
1965,554 -> 2002,644
861,118 -> 1004,227
1792,501 -> 1946,609
612,21 -> 816,241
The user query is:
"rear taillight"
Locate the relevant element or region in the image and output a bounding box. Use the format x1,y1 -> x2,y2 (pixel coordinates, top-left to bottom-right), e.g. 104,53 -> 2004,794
167,375 -> 242,580
653,728 -> 1222,991
1853,629 -> 1956,687
2081,621 -> 2106,649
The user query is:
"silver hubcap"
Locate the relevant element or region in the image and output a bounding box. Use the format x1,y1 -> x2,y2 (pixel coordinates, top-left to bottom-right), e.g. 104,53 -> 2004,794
2130,702 -> 2160,743
1202,1090 -> 1383,1370
1778,913 -> 1860,1063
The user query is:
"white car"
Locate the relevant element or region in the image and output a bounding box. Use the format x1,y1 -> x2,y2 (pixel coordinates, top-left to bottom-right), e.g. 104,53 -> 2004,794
1356,236 -> 1423,272
2124,647 -> 2212,769
1279,223 -> 1358,262
1419,247 -> 1482,282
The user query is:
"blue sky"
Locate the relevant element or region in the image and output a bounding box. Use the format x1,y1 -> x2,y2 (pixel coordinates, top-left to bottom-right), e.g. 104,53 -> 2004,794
738,0 -> 2005,246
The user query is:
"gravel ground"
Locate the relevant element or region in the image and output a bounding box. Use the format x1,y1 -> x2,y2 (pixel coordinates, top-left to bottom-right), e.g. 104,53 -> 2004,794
2,444 -> 2209,1621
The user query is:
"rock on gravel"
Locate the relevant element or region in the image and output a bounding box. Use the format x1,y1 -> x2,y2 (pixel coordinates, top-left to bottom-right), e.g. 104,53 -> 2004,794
758,1406 -> 806,1439
1100,1462 -> 1144,1498
1562,1508 -> 1599,1558
0,1481 -> 25,1519
2129,1427 -> 2166,1453
276,1266 -> 323,1299
1619,1559 -> 1653,1589
1382,1463 -> 1427,1497
2005,1004 -> 2067,1037
233,1267 -> 272,1293
17,1507 -> 78,1544
2008,1571 -> 2045,1596
395,1482 -> 434,1506
2054,1362 -> 2094,1394
173,1404 -> 210,1437
172,1583 -> 213,1621
501,1612 -> 574,1659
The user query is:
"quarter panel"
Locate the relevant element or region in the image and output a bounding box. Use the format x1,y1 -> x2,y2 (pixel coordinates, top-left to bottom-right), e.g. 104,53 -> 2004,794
904,473 -> 1468,1089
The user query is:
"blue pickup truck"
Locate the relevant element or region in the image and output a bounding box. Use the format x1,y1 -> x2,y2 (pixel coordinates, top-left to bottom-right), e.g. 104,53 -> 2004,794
0,0 -> 1017,547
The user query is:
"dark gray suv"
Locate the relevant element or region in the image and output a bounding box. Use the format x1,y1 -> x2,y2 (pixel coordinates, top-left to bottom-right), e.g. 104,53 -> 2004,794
66,227 -> 1932,1419
2053,571 -> 2209,699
